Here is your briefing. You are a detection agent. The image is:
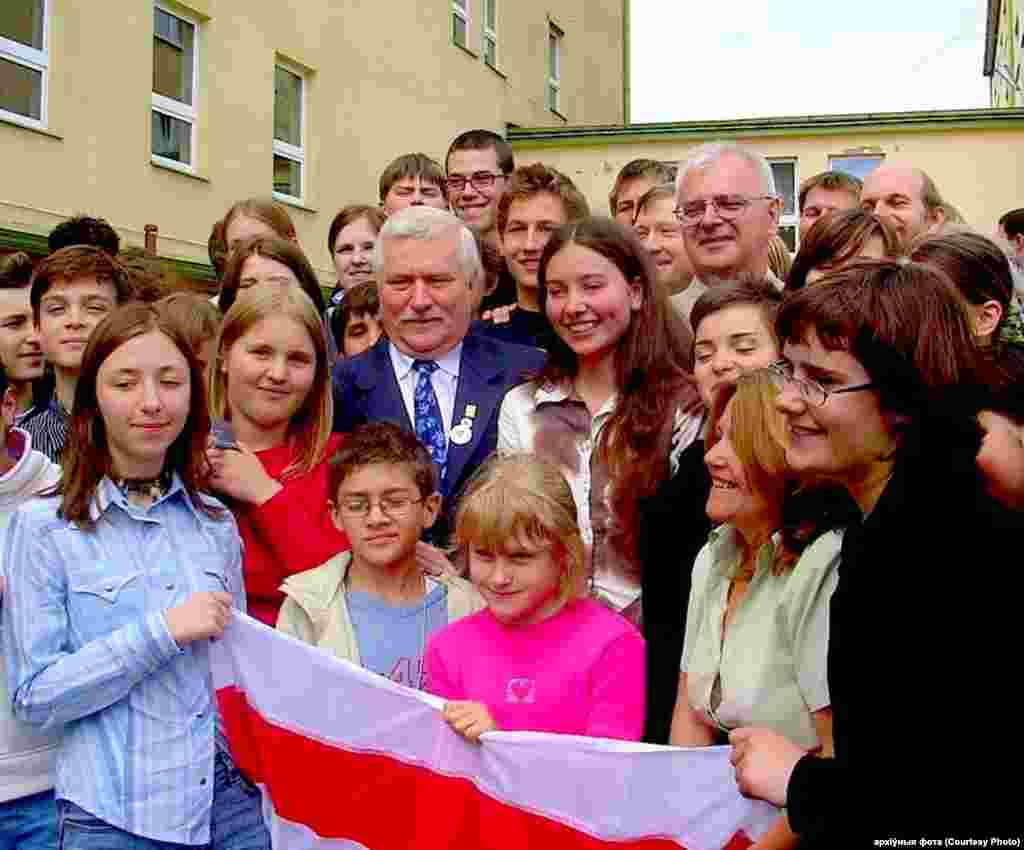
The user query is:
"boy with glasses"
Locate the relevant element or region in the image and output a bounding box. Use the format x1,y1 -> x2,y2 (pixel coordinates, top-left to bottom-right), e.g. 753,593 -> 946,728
276,423 -> 482,689
446,130 -> 514,250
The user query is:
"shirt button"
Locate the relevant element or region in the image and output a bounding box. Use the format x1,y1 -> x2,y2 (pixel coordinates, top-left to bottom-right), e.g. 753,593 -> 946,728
200,778 -> 207,785
105,586 -> 114,593
196,713 -> 203,719
166,583 -> 175,590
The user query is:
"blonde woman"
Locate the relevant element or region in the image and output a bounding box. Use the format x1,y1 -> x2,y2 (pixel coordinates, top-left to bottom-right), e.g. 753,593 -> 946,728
207,285 -> 348,625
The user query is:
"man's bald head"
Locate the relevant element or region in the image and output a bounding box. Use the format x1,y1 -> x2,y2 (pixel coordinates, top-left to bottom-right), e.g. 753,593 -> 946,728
861,164 -> 946,243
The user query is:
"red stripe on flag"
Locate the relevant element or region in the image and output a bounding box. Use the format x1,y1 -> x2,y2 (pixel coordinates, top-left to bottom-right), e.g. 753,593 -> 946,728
219,686 -> 754,850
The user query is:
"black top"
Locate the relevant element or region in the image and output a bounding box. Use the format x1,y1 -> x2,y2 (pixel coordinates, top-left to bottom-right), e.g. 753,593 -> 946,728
637,437 -> 712,744
477,307 -> 556,352
786,419 -> 1023,843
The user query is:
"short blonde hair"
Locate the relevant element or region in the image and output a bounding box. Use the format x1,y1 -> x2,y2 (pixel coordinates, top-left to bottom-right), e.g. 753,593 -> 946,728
209,285 -> 332,480
455,455 -> 586,605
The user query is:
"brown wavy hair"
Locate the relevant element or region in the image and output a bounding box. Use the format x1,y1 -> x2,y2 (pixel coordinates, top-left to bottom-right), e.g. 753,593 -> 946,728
537,216 -> 702,570
57,302 -> 219,529
787,210 -> 901,292
218,236 -> 326,315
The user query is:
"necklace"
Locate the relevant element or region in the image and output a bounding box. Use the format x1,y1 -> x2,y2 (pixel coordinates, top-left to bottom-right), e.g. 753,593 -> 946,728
115,470 -> 172,509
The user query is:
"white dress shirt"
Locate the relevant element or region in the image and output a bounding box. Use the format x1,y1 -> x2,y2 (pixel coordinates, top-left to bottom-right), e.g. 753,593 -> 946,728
388,342 -> 463,435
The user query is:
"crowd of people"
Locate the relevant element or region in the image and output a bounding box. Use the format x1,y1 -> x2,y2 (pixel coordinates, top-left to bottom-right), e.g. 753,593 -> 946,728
0,127 -> 1022,849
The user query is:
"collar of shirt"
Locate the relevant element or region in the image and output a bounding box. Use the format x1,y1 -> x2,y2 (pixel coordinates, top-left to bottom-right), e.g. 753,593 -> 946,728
388,341 -> 463,383
533,380 -> 618,420
89,473 -> 201,522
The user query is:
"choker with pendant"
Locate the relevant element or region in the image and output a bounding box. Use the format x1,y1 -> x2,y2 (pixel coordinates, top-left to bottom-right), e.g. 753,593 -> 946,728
114,470 -> 173,505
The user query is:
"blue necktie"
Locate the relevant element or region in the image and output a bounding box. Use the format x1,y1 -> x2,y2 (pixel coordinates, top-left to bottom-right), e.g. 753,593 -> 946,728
412,360 -> 448,487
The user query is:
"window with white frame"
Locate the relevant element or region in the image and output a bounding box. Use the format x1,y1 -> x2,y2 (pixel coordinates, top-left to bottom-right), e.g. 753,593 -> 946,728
769,159 -> 798,252
452,0 -> 468,50
548,23 -> 562,113
273,64 -> 304,203
0,0 -> 47,126
482,0 -> 497,67
828,154 -> 884,181
152,5 -> 197,169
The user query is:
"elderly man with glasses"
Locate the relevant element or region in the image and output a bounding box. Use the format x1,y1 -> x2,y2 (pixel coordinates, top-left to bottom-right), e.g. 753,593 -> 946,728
673,142 -> 784,314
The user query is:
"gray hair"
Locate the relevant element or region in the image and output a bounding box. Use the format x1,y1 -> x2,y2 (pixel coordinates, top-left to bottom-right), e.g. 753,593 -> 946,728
676,142 -> 777,198
374,206 -> 482,288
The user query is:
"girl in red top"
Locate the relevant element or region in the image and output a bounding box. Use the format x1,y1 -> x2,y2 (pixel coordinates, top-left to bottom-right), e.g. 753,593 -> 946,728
207,285 -> 348,625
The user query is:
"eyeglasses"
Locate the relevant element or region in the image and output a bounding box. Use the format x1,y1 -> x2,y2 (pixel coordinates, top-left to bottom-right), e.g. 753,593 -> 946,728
445,172 -> 507,192
673,194 -> 776,226
767,360 -> 876,407
338,494 -> 423,519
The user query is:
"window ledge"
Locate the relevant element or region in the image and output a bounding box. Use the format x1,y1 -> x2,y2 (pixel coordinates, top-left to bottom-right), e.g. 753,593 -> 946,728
485,62 -> 507,81
0,114 -> 62,140
453,41 -> 478,59
272,194 -> 317,214
151,158 -> 210,182
550,108 -> 568,123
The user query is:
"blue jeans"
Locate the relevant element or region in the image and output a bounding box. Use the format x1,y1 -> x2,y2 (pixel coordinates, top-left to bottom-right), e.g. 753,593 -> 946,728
0,790 -> 58,850
57,751 -> 269,850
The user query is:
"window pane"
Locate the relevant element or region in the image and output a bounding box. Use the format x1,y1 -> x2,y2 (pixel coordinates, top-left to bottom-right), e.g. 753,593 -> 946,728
153,9 -> 194,105
0,56 -> 41,119
777,225 -> 797,253
0,0 -> 44,50
485,0 -> 496,31
273,154 -> 301,198
770,162 -> 796,216
274,66 -> 301,146
484,36 -> 496,67
548,84 -> 559,111
828,155 -> 883,181
452,13 -> 467,47
453,0 -> 467,9
549,34 -> 558,78
152,109 -> 191,163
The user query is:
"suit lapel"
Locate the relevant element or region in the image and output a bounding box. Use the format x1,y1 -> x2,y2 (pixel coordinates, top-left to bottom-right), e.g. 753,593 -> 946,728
356,340 -> 413,431
446,334 -> 503,492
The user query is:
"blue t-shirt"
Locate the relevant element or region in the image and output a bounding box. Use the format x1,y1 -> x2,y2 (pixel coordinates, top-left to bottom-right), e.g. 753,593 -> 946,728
347,580 -> 448,690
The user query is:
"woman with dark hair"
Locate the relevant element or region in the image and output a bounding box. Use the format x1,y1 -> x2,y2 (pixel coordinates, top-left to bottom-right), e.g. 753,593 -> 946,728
498,216 -> 702,624
910,227 -> 1019,347
730,261 -> 1021,842
326,205 -> 386,305
3,303 -> 270,849
786,209 -> 900,292
217,236 -> 326,316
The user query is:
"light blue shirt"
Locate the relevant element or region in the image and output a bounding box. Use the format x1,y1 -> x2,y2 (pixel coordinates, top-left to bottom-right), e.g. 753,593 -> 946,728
2,476 -> 245,845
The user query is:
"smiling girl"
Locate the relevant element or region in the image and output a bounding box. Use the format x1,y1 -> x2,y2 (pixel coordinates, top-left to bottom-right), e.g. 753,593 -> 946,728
499,217 -> 701,622
2,303 -> 269,849
424,456 -> 645,742
207,286 -> 348,625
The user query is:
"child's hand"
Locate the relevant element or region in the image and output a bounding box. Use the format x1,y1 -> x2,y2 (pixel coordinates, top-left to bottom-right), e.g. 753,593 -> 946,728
442,701 -> 497,742
207,442 -> 283,505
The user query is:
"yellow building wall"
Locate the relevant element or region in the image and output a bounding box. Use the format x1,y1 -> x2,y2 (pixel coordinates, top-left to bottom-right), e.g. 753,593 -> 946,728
0,0 -> 624,281
511,124 -> 1024,237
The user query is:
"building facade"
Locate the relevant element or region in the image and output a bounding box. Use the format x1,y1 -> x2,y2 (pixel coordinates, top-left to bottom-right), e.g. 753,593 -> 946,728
986,0 -> 1023,107
0,0 -> 626,283
509,108 -> 1024,250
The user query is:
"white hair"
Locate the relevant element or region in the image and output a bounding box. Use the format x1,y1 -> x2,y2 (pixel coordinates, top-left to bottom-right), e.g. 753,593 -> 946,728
374,206 -> 482,288
676,142 -> 777,198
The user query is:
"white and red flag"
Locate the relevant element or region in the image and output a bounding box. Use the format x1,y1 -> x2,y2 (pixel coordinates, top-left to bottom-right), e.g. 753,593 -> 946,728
211,613 -> 778,850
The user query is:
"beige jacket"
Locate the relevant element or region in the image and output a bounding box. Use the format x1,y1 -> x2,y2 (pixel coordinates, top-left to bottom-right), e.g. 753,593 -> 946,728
276,551 -> 484,664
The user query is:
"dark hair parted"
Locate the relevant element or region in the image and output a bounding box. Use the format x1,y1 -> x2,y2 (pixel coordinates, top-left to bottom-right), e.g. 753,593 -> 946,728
222,198 -> 297,244
496,163 -> 590,236
776,260 -> 986,423
57,302 -> 219,529
326,422 -> 436,501
327,205 -> 386,258
608,159 -> 677,215
379,153 -> 446,202
330,280 -> 380,350
537,216 -> 702,568
690,276 -> 783,349
208,219 -> 228,279
30,246 -> 135,322
446,129 -> 514,175
909,228 -> 1015,315
48,215 -> 121,256
218,236 -> 327,315
0,252 -> 33,289
787,210 -> 901,292
999,208 -> 1024,239
797,171 -> 862,212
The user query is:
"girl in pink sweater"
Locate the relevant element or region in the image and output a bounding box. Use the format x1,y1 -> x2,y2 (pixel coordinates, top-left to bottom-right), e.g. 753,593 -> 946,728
424,456 -> 645,742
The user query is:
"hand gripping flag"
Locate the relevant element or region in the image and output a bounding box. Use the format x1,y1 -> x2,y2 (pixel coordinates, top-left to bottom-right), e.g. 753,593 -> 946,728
211,614 -> 778,850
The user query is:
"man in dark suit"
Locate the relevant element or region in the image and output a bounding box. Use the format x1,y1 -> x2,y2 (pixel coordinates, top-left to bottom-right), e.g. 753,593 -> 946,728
332,207 -> 544,542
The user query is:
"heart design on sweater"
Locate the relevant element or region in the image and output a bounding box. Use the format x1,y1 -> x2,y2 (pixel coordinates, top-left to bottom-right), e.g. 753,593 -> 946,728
505,678 -> 536,704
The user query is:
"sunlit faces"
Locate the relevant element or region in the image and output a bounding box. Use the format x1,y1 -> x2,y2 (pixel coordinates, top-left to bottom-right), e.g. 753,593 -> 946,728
804,234 -> 889,286
222,316 -> 317,436
612,176 -> 656,226
500,192 -> 568,292
341,311 -> 382,358
330,462 -> 441,572
799,187 -> 861,240
97,330 -> 191,478
332,216 -> 378,291
693,304 -> 779,408
225,215 -> 279,254
678,154 -> 779,279
774,329 -> 898,488
544,243 -> 643,366
977,410 -> 1024,510
379,229 -> 474,359
0,287 -> 43,383
860,166 -> 940,243
704,401 -> 774,530
37,277 -> 118,371
382,177 -> 447,217
469,530 -> 564,626
634,196 -> 693,292
447,148 -> 506,236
